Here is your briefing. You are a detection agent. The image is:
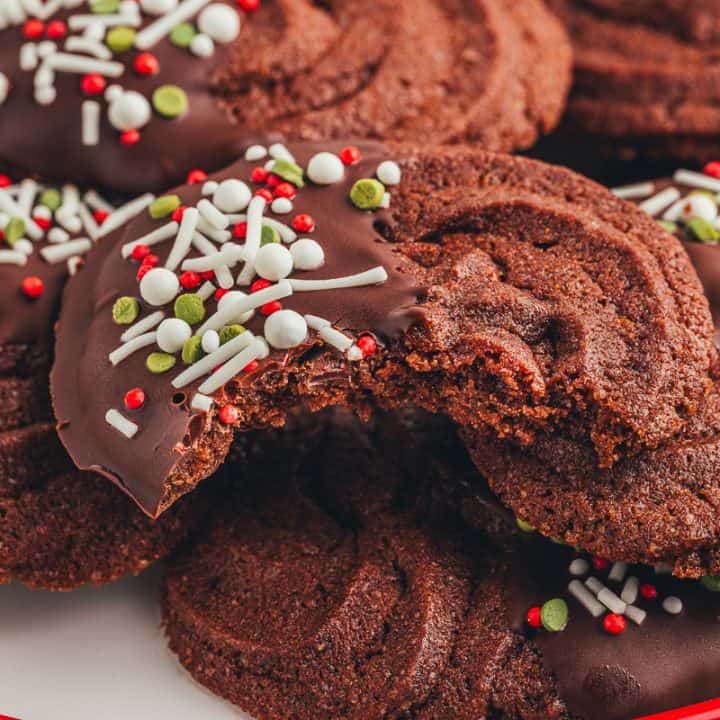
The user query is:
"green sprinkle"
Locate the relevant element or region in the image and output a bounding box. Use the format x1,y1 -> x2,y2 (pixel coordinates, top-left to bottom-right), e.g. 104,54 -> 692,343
181,336 -> 204,364
146,352 -> 176,374
690,189 -> 718,205
701,575 -> 720,592
687,217 -> 720,244
515,518 -> 535,533
169,22 -> 196,48
657,219 -> 678,233
152,84 -> 188,118
219,324 -> 245,345
271,159 -> 305,188
112,296 -> 140,324
39,188 -> 62,212
174,293 -> 205,325
350,178 -> 385,210
540,598 -> 568,633
260,224 -> 281,246
91,0 -> 120,13
149,194 -> 181,219
4,218 -> 25,246
106,26 -> 136,52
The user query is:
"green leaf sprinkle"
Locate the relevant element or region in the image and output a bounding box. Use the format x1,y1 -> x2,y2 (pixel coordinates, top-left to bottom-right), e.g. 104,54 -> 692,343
152,84 -> 188,118
701,576 -> 720,592
181,336 -> 204,364
271,159 -> 305,188
515,517 -> 536,533
5,217 -> 25,246
260,224 -> 281,246
350,178 -> 385,210
106,26 -> 136,53
149,194 -> 181,219
146,352 -> 177,374
540,598 -> 568,632
219,324 -> 245,345
169,22 -> 196,48
112,296 -> 140,324
687,217 -> 720,244
91,0 -> 120,13
39,188 -> 62,212
174,293 -> 205,325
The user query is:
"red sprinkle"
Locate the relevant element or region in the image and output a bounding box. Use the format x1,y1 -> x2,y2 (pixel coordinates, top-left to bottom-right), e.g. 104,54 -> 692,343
186,169 -> 208,185
238,0 -> 260,11
172,205 -> 187,222
592,556 -> 610,571
243,359 -> 259,373
142,253 -> 159,268
266,174 -> 280,189
131,243 -> 150,261
93,209 -> 109,225
357,335 -> 377,357
255,188 -> 274,203
124,387 -> 145,410
45,20 -> 67,39
179,271 -> 201,290
250,278 -> 271,293
218,404 -> 239,425
214,287 -> 229,301
200,270 -> 215,281
603,613 -> 626,635
134,52 -> 160,76
81,73 -> 106,96
251,167 -> 269,184
339,146 -> 361,165
23,19 -> 44,38
136,264 -> 152,281
233,221 -> 247,239
34,216 -> 51,231
120,129 -> 141,146
292,214 -> 315,232
274,181 -> 296,199
261,300 -> 282,316
0,174 -> 11,188
526,606 -> 542,629
640,583 -> 658,600
21,276 -> 43,299
704,161 -> 720,179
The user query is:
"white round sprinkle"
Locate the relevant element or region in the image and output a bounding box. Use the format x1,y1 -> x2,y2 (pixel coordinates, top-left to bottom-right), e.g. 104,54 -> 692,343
198,3 -> 240,43
264,310 -> 307,349
140,0 -> 177,14
245,145 -> 267,162
35,86 -> 56,105
376,160 -> 401,186
105,84 -> 123,103
213,179 -> 251,213
254,243 -> 293,281
681,193 -> 717,223
157,317 -> 192,354
190,33 -> 214,58
662,596 -> 683,615
217,290 -> 254,324
201,329 -> 220,354
271,197 -> 292,215
14,239 -> 33,255
290,238 -> 324,271
307,152 -> 345,185
108,91 -> 151,132
202,180 -> 219,196
140,267 -> 180,306
569,558 -> 590,577
0,73 -> 8,105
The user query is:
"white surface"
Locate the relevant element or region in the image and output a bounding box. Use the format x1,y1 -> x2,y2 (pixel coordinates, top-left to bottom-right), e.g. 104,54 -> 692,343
0,568 -> 251,720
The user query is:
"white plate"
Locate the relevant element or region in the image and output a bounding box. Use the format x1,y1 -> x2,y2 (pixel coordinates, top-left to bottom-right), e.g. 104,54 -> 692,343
0,568 -> 251,720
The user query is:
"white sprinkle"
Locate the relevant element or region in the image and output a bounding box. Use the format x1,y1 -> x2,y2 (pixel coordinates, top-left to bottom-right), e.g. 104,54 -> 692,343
108,90 -> 151,132
40,238 -> 92,263
104,409 -> 138,438
597,587 -> 627,615
197,280 -> 216,301
620,576 -> 639,605
190,392 -> 213,412
608,562 -> 627,583
140,0 -> 178,15
196,216 -> 231,243
264,309 -> 307,349
584,576 -> 604,595
17,178 -> 38,216
78,202 -> 102,241
48,227 -> 70,244
84,189 -> 114,214
307,152 -> 344,185
290,238 -> 324,271
108,331 -> 157,366
198,339 -> 264,394
680,193 -> 718,223
611,181 -> 655,200
236,195 -> 266,286
4,0 -> 27,24
190,232 -> 234,289
569,558 -> 590,577
121,221 -> 178,258
67,255 -> 83,276
674,169 -> 720,193
226,214 -> 296,244
140,267 -> 180,306
189,32 -> 214,57
662,197 -> 687,222
568,579 -> 605,618
289,266 -> 388,292
197,198 -> 229,230
157,317 -> 192,353
347,345 -> 363,361
44,52 -> 124,77
655,562 -> 673,575
319,325 -> 353,353
197,3 -> 240,43
120,310 -> 164,342
0,250 -> 27,266
639,187 -> 681,217
244,145 -> 267,162
20,42 -> 38,71
64,36 -> 113,59
624,605 -> 647,626
379,192 -> 391,210
98,193 -> 154,238
34,85 -> 57,105
305,314 -> 331,330
376,160 -> 401,186
0,73 -> 9,105
165,207 -> 198,271
269,143 -> 295,162
105,84 -> 123,103
0,188 -> 43,239
662,596 -> 683,615
271,197 -> 293,215
254,243 -> 293,281
172,331 -> 255,389
35,40 -> 58,58
202,180 -> 219,196
68,11 -> 141,30
14,239 -> 33,255
134,0 -> 213,49
201,329 -> 220,353
82,100 -> 101,146
32,0 -> 63,19
34,64 -> 54,89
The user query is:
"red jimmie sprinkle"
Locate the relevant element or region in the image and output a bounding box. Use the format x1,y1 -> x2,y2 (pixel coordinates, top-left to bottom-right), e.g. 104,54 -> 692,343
131,243 -> 150,261
292,214 -> 315,232
186,169 -> 208,185
134,52 -> 160,76
238,0 -> 260,10
93,209 -> 109,225
81,73 -> 106,96
251,278 -> 271,293
339,146 -> 362,165
526,606 -> 542,629
172,205 -> 187,222
179,271 -> 201,290
218,404 -> 239,424
233,221 -> 247,239
592,556 -> 610,571
23,18 -> 44,38
603,613 -> 626,635
45,19 -> 67,38
124,387 -> 145,410
274,182 -> 296,199
357,335 -> 377,356
640,583 -> 658,600
704,161 -> 720,179
251,167 -> 269,184
255,188 -> 273,203
261,300 -> 282,316
120,130 -> 141,146
21,276 -> 44,299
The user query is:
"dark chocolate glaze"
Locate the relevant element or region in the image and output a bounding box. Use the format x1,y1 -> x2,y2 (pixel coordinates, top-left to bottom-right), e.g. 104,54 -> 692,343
506,539 -> 720,720
0,2 -> 247,195
52,140 -> 421,514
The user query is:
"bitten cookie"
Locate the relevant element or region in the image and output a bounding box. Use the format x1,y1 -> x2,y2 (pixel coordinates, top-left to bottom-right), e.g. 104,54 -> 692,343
0,172 -> 202,590
51,141 -> 716,517
548,0 -> 720,161
0,0 -> 571,194
162,409 -> 720,720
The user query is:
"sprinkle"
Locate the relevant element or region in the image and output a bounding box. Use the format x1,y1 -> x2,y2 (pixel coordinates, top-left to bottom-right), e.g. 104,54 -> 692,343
540,598 -> 568,633
236,195 -> 266,285
700,576 -> 720,592
584,576 -> 604,595
654,562 -> 673,575
662,596 -> 683,615
174,293 -> 205,324
661,197 -> 686,222
14,239 -> 33,255
196,216 -> 231,243
84,189 -> 114,214
20,42 -> 39,71
149,194 -> 181,220
201,329 -> 220,353
108,331 -> 157,365
40,238 -> 92,263
350,178 -> 385,210
5,218 -> 26,246
121,221 -> 178,258
318,325 -> 353,353
181,335 -> 204,364
189,32 -> 213,57
307,152 -> 344,185
674,169 -> 720,194
98,193 -> 154,238
620,576 -> 639,605
168,21 -> 195,47
218,404 -> 239,424
140,266 -> 180,306
639,187 -> 681,217
156,317 -> 191,353
608,562 -> 627,583
347,345 -> 363,361
264,309 -> 307,349
81,100 -> 101,146
290,238 -> 324,270
339,146 -> 361,165
218,324 -> 245,345
568,579 -> 604,618
197,198 -> 229,229
67,255 -> 83,275
357,334 -> 377,356
124,387 -> 145,410
197,280 -> 215,300
187,169 -> 208,185
134,0 -> 212,49
376,160 -> 401,186
191,232 -> 234,288
640,583 -> 658,600
245,145 -> 267,162
602,613 -> 626,635
197,338 -> 264,393
0,73 -> 8,105
611,181 -> 654,200
190,392 -> 213,412
65,36 -> 113,59
526,606 -> 542,628
146,351 -> 176,373
591,556 -> 610,571
0,188 -> 43,239
597,587 -> 627,615
105,408 -> 138,438
624,605 -> 647,626
269,143 -> 295,162
165,207 -> 198,271
120,310 -> 164,342
112,295 -> 140,324
226,214 -> 296,244
289,266 -> 388,292
48,227 -> 70,243
133,51 -> 159,75
44,52 -> 124,77
0,251 -> 28,266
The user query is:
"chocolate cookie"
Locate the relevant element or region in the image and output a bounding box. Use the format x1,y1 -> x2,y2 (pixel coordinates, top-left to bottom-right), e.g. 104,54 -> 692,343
548,0 -> 720,161
162,409 -> 720,720
51,141 -> 716,517
0,173 -> 201,590
0,0 -> 571,194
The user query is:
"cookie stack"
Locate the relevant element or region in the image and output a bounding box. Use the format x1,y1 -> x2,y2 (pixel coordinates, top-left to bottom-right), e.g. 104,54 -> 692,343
3,1 -> 720,719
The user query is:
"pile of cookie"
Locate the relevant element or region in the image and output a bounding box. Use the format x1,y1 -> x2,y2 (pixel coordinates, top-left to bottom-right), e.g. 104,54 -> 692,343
3,1 -> 720,718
